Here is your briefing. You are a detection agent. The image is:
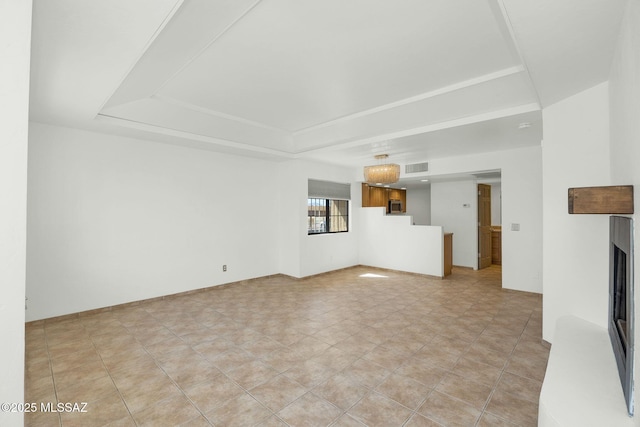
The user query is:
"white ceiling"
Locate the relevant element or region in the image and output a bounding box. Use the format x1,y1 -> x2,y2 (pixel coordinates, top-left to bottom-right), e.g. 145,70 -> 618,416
29,0 -> 627,175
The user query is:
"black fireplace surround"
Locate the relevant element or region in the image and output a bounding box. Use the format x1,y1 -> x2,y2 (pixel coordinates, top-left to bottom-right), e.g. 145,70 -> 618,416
609,215 -> 635,416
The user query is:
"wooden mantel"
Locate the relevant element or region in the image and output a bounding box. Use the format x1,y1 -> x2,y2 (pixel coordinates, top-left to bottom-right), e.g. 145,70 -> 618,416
568,185 -> 634,214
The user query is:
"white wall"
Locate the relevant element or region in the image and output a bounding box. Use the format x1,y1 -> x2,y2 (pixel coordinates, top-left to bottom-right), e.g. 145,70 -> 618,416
276,161 -> 304,278
0,1 -> 31,424
406,186 -> 431,225
277,159 -> 360,278
27,123 -> 281,321
302,162 -> 360,277
359,208 -> 444,276
541,82 -> 611,342
431,180 -> 477,268
609,0 -> 640,414
418,145 -> 542,294
499,150 -> 542,295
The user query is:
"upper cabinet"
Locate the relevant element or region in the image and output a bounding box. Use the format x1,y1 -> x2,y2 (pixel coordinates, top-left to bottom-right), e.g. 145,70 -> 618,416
362,183 -> 406,213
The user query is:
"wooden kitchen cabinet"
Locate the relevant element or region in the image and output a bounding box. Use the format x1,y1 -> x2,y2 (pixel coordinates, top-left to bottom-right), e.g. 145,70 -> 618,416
491,226 -> 502,265
361,183 -> 406,212
369,186 -> 387,208
444,233 -> 453,277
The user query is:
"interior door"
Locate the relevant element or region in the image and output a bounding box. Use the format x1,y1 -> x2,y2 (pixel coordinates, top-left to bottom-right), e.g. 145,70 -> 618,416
478,184 -> 492,269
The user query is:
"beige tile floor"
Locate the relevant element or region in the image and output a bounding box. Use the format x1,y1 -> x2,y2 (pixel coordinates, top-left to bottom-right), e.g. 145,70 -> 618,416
25,265 -> 548,426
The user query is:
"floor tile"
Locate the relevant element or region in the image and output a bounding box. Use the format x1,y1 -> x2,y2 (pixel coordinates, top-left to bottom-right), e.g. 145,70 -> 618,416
452,356 -> 503,387
256,415 -> 289,426
477,411 -> 520,427
131,394 -> 202,427
59,391 -> 131,427
404,413 -> 446,427
339,358 -> 391,389
331,413 -> 368,426
182,374 -> 245,413
504,353 -> 548,382
313,372 -> 369,411
23,265 -> 549,427
206,392 -> 272,426
375,372 -> 433,409
418,391 -> 481,426
363,344 -> 408,370
395,357 -> 448,389
347,391 -> 413,426
55,374 -> 118,404
277,392 -> 343,426
485,388 -> 539,426
282,357 -> 338,389
226,359 -> 278,390
494,371 -> 543,404
120,375 -> 183,414
249,374 -> 308,412
435,373 -> 493,409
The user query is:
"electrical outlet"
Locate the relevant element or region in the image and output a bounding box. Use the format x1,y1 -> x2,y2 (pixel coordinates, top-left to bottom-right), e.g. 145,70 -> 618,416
222,265 -> 227,272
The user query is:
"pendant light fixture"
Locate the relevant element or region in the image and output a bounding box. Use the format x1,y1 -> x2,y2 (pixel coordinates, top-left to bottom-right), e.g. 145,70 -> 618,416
363,154 -> 400,184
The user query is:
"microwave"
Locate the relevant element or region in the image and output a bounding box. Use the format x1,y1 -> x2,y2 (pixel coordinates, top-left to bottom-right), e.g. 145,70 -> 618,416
388,199 -> 403,213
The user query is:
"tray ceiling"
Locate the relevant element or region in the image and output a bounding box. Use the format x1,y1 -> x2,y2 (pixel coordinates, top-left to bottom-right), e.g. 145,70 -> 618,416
29,0 -> 627,167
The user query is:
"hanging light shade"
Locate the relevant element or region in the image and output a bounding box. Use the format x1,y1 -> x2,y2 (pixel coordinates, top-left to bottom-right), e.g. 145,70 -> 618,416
363,154 -> 400,184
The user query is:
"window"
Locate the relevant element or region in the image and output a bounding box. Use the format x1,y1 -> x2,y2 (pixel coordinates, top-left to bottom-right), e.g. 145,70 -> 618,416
307,198 -> 349,234
307,179 -> 351,235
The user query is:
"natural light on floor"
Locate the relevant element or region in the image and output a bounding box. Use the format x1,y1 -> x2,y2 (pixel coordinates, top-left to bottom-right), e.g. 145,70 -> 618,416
359,273 -> 388,278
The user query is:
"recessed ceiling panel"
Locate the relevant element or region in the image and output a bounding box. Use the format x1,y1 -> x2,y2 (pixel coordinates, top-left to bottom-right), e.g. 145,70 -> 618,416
300,110 -> 542,167
293,70 -> 538,152
157,0 -> 519,131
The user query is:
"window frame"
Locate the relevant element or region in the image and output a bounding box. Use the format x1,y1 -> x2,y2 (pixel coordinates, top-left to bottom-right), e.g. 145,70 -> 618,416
307,197 -> 349,235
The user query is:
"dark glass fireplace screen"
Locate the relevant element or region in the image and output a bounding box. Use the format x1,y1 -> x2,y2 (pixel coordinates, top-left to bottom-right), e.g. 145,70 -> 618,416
609,216 -> 634,416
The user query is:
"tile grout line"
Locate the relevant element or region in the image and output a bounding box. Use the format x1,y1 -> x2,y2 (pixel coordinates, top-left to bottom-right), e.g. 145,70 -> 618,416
41,325 -> 63,427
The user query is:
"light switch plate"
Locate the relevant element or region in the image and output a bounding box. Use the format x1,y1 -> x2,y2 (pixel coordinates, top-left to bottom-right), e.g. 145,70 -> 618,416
511,223 -> 520,231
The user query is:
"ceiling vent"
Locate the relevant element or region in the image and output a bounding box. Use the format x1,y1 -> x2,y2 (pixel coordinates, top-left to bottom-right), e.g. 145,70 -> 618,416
405,162 -> 429,174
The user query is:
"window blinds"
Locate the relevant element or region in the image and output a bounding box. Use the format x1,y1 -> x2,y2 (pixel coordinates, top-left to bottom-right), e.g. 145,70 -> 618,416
307,179 -> 351,200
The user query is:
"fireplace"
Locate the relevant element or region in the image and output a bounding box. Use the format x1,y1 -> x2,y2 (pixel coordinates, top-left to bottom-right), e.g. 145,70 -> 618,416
609,215 -> 635,416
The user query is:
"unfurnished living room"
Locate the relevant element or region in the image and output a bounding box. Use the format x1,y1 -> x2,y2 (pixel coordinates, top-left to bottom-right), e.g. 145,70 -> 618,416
2,0 -> 639,426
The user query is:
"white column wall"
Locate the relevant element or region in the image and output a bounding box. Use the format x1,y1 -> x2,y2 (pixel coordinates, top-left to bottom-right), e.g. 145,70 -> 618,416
418,145 -> 543,294
0,1 -> 31,424
541,82 -> 611,342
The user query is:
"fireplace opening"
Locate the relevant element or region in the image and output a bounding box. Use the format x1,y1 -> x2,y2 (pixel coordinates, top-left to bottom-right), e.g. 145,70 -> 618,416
609,215 -> 634,416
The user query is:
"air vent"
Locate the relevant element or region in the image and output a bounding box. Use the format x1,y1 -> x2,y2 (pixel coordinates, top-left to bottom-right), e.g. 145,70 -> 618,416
405,162 -> 428,173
